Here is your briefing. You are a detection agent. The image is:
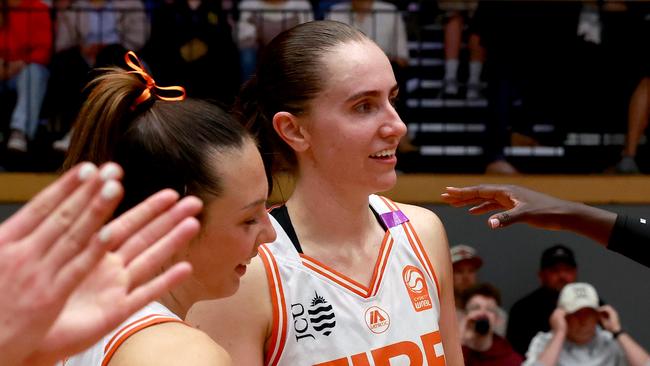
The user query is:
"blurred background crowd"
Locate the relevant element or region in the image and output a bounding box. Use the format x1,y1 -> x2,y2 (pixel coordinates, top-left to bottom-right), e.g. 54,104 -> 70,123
1,0 -> 649,174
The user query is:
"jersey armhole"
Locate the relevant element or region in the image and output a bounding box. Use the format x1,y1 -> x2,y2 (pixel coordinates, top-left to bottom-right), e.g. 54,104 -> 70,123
102,315 -> 186,366
259,245 -> 288,366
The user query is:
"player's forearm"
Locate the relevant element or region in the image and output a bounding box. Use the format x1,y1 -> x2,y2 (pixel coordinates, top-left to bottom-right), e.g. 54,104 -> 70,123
556,202 -> 617,246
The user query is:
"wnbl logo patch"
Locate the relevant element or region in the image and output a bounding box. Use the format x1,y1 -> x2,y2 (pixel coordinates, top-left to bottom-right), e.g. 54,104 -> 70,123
291,291 -> 337,341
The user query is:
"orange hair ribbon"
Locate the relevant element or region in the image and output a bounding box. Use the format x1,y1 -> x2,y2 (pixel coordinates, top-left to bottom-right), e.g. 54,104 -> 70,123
125,51 -> 186,110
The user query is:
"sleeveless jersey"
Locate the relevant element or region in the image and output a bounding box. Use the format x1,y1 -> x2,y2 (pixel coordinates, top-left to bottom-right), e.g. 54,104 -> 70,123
59,302 -> 184,366
260,195 -> 447,366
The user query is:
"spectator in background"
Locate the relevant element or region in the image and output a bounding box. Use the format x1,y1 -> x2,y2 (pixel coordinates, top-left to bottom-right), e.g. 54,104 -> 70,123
460,283 -> 523,366
43,0 -> 150,152
616,77 -> 648,174
451,244 -> 483,314
0,0 -> 51,153
326,0 -> 409,68
451,244 -> 507,336
438,0 -> 485,99
523,282 -> 650,366
237,0 -> 313,80
472,1 -> 581,175
145,0 -> 240,104
507,244 -> 578,356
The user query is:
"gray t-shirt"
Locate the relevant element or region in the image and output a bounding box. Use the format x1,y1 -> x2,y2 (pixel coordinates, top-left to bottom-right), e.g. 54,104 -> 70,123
523,328 -> 626,366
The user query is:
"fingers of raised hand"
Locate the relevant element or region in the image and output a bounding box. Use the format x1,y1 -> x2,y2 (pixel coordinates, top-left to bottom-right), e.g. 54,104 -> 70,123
122,261 -> 192,318
126,217 -> 200,291
468,201 -> 505,215
444,185 -> 508,201
30,163 -> 123,258
0,163 -> 102,244
115,196 -> 203,264
440,195 -> 490,208
98,189 -> 180,253
44,181 -> 125,279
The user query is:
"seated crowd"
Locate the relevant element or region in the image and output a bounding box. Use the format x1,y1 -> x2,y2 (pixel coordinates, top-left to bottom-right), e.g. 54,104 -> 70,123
1,0 -> 649,174
452,243 -> 650,366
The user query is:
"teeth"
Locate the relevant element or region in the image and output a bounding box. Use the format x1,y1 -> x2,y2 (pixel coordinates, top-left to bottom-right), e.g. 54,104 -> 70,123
370,149 -> 395,158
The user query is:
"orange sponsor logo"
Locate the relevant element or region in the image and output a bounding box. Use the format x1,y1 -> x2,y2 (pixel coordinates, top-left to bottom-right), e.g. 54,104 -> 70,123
402,265 -> 433,312
364,306 -> 390,334
314,330 -> 446,366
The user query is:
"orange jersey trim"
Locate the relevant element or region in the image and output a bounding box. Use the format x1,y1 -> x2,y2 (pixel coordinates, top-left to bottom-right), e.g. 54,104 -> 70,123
259,244 -> 288,366
102,315 -> 185,366
369,237 -> 394,297
379,196 -> 400,212
299,231 -> 393,299
403,221 -> 441,299
379,196 -> 441,299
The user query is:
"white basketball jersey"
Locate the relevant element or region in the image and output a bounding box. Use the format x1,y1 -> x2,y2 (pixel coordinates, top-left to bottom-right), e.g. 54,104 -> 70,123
260,195 -> 447,366
59,302 -> 183,366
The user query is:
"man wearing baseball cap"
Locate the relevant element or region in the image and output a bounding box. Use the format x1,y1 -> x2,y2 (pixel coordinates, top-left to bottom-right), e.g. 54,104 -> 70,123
507,244 -> 578,356
451,244 -> 484,303
451,244 -> 508,336
523,282 -> 650,366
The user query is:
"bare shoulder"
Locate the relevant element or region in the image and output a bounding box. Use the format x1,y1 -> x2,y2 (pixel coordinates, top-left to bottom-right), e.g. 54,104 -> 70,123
186,254 -> 271,365
108,322 -> 231,366
394,202 -> 446,241
393,202 -> 451,272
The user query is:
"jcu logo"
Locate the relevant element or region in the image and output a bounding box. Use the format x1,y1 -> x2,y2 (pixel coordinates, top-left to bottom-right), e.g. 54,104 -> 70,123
291,291 -> 337,342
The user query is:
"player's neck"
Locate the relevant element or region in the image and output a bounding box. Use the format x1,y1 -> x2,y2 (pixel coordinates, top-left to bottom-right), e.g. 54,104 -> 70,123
159,278 -> 204,320
288,177 -> 379,251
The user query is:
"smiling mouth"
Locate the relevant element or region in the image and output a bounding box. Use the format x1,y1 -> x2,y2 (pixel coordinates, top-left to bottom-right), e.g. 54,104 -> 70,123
369,149 -> 396,160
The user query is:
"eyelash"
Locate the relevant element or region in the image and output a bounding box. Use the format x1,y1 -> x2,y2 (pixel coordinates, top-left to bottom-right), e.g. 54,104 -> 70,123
355,96 -> 399,113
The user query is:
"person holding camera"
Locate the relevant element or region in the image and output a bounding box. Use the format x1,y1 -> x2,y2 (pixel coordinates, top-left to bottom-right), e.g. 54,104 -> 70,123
523,282 -> 650,366
460,283 -> 524,366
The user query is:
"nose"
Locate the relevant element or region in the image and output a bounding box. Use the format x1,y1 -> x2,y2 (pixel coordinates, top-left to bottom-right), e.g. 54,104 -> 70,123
257,213 -> 277,246
379,103 -> 407,141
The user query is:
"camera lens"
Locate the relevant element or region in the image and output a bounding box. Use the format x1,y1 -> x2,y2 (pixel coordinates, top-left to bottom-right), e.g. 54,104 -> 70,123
474,318 -> 490,335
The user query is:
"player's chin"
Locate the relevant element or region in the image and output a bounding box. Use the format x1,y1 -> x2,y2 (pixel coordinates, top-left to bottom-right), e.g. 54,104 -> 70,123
373,172 -> 398,192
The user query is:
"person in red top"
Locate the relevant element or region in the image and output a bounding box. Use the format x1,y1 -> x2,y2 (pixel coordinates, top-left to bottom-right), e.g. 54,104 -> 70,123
0,0 -> 51,152
461,283 -> 524,366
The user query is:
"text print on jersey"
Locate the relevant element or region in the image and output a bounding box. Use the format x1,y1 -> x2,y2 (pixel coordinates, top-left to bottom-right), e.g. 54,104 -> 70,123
402,265 -> 433,312
291,291 -> 337,341
314,330 -> 446,366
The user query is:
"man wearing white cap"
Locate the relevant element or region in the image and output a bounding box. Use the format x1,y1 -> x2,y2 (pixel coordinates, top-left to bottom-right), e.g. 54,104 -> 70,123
523,282 -> 650,366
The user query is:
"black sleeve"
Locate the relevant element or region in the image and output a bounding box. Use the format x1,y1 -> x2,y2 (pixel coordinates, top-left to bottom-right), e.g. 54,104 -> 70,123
607,213 -> 650,268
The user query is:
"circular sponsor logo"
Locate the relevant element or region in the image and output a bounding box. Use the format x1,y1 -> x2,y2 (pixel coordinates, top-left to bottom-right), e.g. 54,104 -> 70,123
364,306 -> 390,334
403,267 -> 426,294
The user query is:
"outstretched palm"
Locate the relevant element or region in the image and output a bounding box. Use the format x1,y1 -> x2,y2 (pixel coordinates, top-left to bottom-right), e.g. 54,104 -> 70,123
29,191 -> 202,365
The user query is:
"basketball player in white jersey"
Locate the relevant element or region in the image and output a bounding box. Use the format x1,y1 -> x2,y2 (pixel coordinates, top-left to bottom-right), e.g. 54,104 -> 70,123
188,21 -> 463,365
57,52 -> 276,366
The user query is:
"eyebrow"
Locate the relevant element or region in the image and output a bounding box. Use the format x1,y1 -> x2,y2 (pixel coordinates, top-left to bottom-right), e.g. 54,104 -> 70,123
242,198 -> 267,210
345,84 -> 399,103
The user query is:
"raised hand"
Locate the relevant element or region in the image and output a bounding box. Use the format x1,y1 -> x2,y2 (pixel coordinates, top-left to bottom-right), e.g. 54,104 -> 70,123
27,190 -> 202,366
0,162 -> 125,366
441,184 -> 574,229
441,184 -> 617,245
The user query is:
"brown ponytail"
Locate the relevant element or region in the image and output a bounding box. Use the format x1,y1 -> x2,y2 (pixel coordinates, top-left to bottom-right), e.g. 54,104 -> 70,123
65,65 -> 250,216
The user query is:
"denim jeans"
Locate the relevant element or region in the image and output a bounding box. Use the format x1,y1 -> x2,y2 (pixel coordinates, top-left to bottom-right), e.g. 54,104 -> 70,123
5,63 -> 49,140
